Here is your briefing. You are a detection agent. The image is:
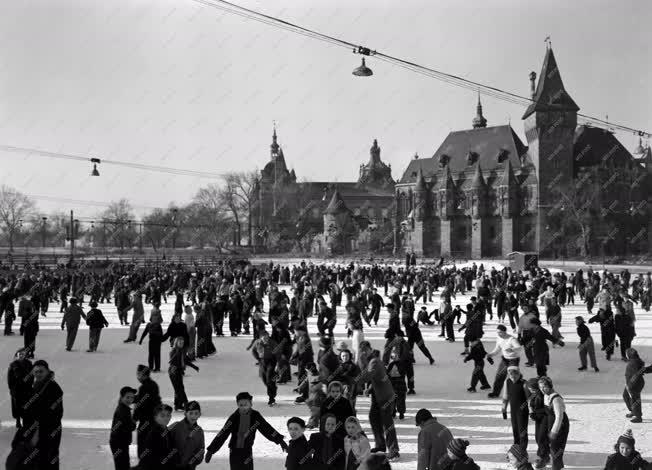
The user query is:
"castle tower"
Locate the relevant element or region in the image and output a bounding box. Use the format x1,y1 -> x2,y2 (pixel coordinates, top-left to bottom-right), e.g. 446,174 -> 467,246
472,94 -> 488,129
522,46 -> 579,256
323,189 -> 352,254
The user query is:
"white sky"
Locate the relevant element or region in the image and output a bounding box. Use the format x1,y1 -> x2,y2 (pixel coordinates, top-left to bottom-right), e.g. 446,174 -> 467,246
0,0 -> 650,219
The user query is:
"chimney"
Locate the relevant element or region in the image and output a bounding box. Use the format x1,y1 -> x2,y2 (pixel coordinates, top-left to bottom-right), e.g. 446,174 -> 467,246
529,71 -> 537,100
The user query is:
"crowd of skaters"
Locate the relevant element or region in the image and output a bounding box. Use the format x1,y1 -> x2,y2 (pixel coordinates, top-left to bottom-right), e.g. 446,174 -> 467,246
3,258 -> 652,469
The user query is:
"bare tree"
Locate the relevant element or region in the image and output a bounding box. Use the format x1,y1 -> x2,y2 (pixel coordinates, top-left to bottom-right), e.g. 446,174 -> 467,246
0,185 -> 34,252
100,199 -> 136,250
193,186 -> 232,247
223,171 -> 258,245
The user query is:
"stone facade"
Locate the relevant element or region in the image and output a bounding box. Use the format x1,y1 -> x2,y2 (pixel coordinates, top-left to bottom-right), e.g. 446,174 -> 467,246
396,47 -> 652,259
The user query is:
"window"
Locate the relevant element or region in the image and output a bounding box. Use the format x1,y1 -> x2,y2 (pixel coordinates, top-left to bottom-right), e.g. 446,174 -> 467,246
489,226 -> 496,239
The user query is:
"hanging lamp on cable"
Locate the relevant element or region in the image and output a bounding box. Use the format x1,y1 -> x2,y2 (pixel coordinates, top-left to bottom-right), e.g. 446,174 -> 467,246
90,157 -> 101,176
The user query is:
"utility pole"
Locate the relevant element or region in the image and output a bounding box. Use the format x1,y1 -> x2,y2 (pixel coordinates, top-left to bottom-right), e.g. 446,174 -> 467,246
41,217 -> 47,248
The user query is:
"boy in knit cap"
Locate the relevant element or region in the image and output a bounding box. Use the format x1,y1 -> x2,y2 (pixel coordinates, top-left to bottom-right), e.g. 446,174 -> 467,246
507,444 -> 534,470
439,439 -> 480,470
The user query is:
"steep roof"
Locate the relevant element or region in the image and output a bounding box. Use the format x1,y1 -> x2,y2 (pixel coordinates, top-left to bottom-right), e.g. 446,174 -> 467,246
325,189 -> 350,214
498,159 -> 518,186
573,125 -> 639,169
414,167 -> 426,191
522,47 -> 579,119
399,125 -> 528,184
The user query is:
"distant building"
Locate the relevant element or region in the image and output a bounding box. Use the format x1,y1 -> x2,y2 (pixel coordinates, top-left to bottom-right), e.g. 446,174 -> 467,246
396,46 -> 652,259
250,130 -> 395,253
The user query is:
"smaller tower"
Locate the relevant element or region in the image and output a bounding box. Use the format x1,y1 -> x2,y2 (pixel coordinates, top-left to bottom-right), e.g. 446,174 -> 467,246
323,189 -> 353,254
472,94 -> 488,129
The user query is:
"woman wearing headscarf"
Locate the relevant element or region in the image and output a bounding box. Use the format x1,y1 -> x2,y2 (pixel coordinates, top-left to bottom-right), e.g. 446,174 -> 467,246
604,429 -> 650,470
538,377 -> 569,470
622,348 -> 652,423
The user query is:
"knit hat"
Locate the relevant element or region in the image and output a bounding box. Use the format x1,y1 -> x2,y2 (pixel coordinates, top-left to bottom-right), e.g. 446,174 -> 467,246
137,364 -> 150,374
617,429 -> 635,448
448,438 -> 469,458
508,444 -> 529,463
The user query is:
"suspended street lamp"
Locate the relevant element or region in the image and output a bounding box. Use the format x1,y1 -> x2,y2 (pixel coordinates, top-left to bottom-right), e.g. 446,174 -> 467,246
90,157 -> 101,176
352,57 -> 373,77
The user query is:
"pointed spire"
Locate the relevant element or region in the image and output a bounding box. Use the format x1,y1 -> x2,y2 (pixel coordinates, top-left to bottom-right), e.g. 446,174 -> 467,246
522,46 -> 579,119
471,162 -> 485,188
472,93 -> 487,128
437,163 -> 455,190
414,167 -> 426,191
498,159 -> 517,187
325,189 -> 349,214
270,123 -> 280,156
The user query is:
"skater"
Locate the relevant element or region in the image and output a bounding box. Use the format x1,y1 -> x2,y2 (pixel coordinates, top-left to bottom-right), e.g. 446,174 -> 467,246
85,300 -> 109,352
109,386 -> 137,470
358,341 -> 399,461
22,360 -> 64,470
140,308 -> 164,372
18,294 -> 38,358
137,404 -> 178,470
415,409 -> 453,470
487,325 -> 522,398
589,307 -> 616,361
439,439 -> 480,470
463,336 -> 493,392
285,417 -> 311,470
344,416 -> 371,470
320,381 -> 355,439
169,401 -> 205,470
7,348 -> 33,429
205,392 -> 288,470
501,366 -> 530,452
133,365 -> 162,458
61,297 -> 86,351
526,378 -> 549,469
405,318 -> 435,365
507,444 -> 535,470
575,316 -> 599,372
530,323 -> 565,378
252,329 -> 281,406
623,348 -> 652,423
603,429 -> 650,470
169,337 -> 199,411
184,304 -> 197,360
124,290 -> 145,343
308,413 -> 346,470
387,349 -> 408,420
538,377 -> 569,470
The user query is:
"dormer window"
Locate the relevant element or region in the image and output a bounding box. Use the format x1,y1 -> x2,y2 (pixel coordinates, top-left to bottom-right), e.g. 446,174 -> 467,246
497,148 -> 509,163
467,151 -> 478,165
411,171 -> 417,178
439,154 -> 450,167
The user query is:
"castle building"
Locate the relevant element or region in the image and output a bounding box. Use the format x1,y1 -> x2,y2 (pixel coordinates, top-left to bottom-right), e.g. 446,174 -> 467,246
250,130 -> 395,253
396,46 -> 652,259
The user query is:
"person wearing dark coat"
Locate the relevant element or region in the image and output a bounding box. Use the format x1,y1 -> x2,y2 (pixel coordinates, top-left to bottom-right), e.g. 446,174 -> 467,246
463,338 -> 493,392
109,386 -> 137,470
85,301 -> 109,352
604,429 -> 650,470
161,314 -> 190,348
310,413 -> 345,470
168,337 -> 199,411
7,348 -> 33,428
458,299 -> 484,355
320,381 -> 355,439
416,409 -> 453,470
133,365 -> 162,458
623,348 -> 652,423
526,378 -> 549,469
18,295 -> 38,358
21,360 -> 64,470
438,439 -> 480,470
589,309 -> 616,360
205,392 -> 288,470
615,310 -> 636,362
387,351 -> 408,420
138,404 -> 178,470
60,297 -> 86,351
575,316 -> 599,372
531,325 -> 565,377
501,367 -> 530,452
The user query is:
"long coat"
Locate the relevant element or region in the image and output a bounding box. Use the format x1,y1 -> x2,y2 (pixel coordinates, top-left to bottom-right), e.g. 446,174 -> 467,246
417,418 -> 453,470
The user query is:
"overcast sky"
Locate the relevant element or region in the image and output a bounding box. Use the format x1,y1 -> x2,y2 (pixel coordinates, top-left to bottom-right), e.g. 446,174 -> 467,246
0,0 -> 650,219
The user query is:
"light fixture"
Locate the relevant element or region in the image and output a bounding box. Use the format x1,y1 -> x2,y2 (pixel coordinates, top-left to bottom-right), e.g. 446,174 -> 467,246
352,58 -> 373,77
90,157 -> 101,176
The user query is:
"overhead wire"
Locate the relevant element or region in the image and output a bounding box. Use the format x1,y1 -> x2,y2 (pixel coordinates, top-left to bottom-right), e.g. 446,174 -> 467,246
192,0 -> 651,138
